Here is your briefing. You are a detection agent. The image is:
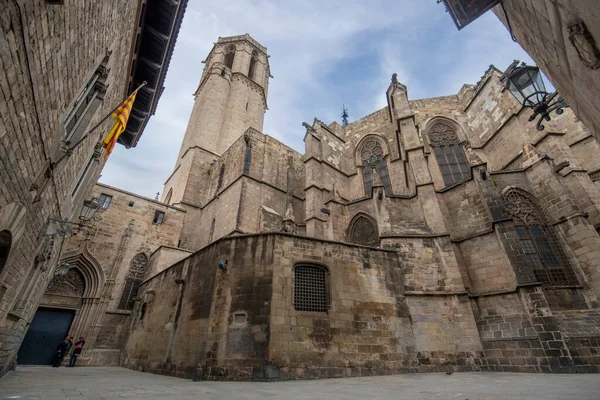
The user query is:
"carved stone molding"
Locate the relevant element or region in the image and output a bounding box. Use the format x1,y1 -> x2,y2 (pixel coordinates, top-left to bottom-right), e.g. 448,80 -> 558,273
128,253 -> 148,279
45,268 -> 85,297
568,21 -> 600,69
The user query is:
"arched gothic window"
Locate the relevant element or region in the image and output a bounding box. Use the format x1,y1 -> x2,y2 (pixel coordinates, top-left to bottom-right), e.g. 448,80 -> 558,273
118,253 -> 148,310
428,123 -> 470,186
0,230 -> 11,276
224,46 -> 235,69
164,189 -> 173,205
503,189 -> 577,286
248,51 -> 258,80
348,214 -> 379,247
360,139 -> 391,196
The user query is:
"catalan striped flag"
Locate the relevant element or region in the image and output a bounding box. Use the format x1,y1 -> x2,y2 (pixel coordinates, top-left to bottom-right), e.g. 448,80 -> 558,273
101,90 -> 138,160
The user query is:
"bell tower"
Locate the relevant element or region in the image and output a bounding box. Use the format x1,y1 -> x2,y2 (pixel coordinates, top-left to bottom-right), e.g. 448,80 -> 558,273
164,34 -> 270,206
176,34 -> 270,158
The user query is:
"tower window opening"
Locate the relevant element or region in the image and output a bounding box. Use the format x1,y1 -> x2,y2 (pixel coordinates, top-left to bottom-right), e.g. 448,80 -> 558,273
224,46 -> 235,69
248,51 -> 258,80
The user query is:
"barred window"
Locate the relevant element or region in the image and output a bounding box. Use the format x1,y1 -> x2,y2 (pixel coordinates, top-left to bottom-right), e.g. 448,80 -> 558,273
118,253 -> 148,310
504,189 -> 577,286
429,123 -> 470,186
294,265 -> 328,312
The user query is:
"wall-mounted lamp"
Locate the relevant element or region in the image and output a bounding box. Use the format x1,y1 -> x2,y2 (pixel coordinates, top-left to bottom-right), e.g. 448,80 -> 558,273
500,60 -> 568,131
39,198 -> 100,238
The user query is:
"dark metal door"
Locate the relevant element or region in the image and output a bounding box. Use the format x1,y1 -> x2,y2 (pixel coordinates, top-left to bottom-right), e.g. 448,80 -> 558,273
17,307 -> 75,365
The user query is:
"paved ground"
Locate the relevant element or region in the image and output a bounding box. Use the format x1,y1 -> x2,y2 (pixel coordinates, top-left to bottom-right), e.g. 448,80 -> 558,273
1,366 -> 600,399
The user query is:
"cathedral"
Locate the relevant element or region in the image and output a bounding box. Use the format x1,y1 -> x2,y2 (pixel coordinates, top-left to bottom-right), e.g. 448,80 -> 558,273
24,34 -> 600,379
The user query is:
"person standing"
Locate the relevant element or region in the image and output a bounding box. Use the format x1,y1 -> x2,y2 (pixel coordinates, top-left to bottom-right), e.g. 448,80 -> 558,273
52,336 -> 72,367
68,337 -> 85,367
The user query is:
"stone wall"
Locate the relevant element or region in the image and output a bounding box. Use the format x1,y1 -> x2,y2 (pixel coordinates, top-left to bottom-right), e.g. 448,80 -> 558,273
0,0 -> 141,376
123,233 -> 490,380
58,183 -> 185,366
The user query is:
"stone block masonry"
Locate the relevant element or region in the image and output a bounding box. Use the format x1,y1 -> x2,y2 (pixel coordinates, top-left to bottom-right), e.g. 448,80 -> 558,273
0,0 -> 141,377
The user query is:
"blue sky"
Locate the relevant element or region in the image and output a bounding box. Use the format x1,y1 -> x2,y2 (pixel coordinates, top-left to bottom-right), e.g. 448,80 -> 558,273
99,0 -> 533,198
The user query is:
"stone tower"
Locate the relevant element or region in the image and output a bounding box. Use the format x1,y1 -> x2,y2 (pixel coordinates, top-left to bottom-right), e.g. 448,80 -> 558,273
163,34 -> 270,206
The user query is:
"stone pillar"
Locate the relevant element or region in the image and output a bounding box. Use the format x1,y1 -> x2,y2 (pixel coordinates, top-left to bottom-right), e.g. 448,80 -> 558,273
303,125 -> 326,238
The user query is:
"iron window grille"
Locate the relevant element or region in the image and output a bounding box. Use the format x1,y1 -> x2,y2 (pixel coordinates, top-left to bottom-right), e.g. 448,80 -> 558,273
294,265 -> 329,313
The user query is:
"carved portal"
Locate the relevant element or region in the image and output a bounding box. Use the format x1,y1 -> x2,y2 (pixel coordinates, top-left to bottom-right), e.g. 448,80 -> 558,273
45,268 -> 85,297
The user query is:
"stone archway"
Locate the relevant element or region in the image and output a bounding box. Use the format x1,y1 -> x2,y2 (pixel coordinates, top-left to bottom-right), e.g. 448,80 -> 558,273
38,246 -> 105,341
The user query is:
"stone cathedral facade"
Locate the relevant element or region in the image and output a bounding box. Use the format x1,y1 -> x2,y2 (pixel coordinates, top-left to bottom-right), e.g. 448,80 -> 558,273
35,34 -> 600,379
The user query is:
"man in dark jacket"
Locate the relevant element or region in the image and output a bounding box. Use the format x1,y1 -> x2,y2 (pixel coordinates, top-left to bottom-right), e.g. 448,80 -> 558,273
52,336 -> 72,367
68,337 -> 85,367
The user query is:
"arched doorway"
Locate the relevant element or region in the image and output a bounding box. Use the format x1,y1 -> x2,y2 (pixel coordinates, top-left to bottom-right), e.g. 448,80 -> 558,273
17,247 -> 104,365
0,230 -> 11,276
17,269 -> 85,365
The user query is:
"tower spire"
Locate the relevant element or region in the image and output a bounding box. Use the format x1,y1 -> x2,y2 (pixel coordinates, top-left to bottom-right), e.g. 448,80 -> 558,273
341,105 -> 349,126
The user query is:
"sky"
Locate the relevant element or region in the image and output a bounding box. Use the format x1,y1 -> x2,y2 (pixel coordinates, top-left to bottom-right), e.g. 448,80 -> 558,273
99,0 -> 534,198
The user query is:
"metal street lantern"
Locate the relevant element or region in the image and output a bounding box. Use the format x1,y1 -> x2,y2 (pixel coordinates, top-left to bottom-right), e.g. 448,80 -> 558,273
79,198 -> 100,222
39,198 -> 100,238
500,60 -> 568,131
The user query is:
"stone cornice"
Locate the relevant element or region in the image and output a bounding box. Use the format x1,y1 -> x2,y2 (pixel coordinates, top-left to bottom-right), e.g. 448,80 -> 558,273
95,183 -> 186,212
217,34 -> 268,54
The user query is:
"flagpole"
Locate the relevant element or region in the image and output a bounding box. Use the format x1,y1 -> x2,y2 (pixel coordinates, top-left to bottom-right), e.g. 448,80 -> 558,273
51,81 -> 147,169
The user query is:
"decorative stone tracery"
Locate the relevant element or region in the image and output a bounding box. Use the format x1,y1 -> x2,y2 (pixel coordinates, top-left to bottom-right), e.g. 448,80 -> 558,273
358,139 -> 391,196
429,122 -> 460,147
118,253 -> 148,310
428,122 -> 470,186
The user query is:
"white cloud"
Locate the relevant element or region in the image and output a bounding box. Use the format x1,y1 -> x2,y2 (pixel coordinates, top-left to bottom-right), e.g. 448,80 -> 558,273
99,0 -> 533,197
